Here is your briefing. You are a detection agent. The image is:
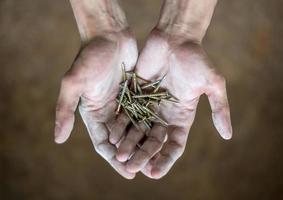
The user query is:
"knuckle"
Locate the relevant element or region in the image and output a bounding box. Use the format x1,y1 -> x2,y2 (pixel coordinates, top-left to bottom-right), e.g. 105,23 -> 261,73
120,114 -> 130,124
61,73 -> 76,87
61,71 -> 83,88
147,135 -> 163,145
209,74 -> 226,94
55,101 -> 73,114
94,141 -> 112,160
139,146 -> 151,158
55,104 -> 63,113
55,102 -> 68,114
214,74 -> 226,87
128,130 -> 144,141
167,141 -> 185,159
126,136 -> 139,145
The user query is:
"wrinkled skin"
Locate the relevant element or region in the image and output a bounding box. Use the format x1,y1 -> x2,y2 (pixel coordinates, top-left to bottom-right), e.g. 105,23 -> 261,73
113,29 -> 232,179
54,31 -> 138,179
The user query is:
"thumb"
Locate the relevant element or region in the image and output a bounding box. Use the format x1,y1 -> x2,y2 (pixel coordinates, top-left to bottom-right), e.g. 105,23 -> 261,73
54,73 -> 82,143
206,75 -> 233,140
135,36 -> 168,80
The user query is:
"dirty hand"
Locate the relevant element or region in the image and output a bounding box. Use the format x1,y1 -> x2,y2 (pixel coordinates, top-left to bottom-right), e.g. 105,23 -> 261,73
54,0 -> 138,179
114,0 -> 232,179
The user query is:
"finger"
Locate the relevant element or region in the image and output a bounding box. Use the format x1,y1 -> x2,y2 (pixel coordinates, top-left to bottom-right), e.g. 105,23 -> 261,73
142,101 -> 198,179
207,76 -> 232,140
126,125 -> 167,173
81,112 -> 135,179
134,34 -> 167,80
55,74 -> 82,144
141,153 -> 160,178
149,127 -> 189,179
115,134 -> 125,148
107,112 -> 130,145
91,123 -> 135,179
116,125 -> 146,162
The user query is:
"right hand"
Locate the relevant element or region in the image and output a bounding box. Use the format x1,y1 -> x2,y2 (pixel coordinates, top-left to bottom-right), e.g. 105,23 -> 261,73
54,31 -> 138,179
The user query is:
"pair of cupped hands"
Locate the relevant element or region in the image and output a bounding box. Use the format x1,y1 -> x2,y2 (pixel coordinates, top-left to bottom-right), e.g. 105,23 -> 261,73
54,28 -> 232,179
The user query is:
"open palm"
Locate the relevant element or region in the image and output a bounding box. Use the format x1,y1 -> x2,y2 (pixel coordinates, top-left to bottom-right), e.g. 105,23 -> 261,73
54,32 -> 138,179
115,30 -> 232,179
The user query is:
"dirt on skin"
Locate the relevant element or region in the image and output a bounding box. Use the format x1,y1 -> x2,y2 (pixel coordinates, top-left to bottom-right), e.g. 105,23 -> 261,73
1,0 -> 283,199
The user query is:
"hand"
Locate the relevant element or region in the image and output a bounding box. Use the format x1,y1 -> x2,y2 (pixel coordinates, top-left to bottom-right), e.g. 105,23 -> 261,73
54,31 -> 138,179
54,0 -> 139,179
114,29 -> 232,179
114,0 -> 231,180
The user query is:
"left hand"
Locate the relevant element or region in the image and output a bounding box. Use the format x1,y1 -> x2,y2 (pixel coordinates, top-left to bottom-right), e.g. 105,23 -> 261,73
114,29 -> 232,179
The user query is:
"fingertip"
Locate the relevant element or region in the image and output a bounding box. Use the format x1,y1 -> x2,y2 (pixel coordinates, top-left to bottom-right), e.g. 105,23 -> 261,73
54,126 -> 63,144
124,172 -> 136,180
126,163 -> 140,173
219,119 -> 233,140
54,124 -> 66,143
54,133 -> 67,144
212,112 -> 233,141
55,137 -> 65,144
116,152 -> 128,162
110,156 -> 136,180
140,162 -> 154,178
222,130 -> 232,140
109,135 -> 118,145
151,167 -> 164,179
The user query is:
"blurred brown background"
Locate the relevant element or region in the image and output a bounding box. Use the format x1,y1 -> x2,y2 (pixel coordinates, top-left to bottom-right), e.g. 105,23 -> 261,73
1,0 -> 283,199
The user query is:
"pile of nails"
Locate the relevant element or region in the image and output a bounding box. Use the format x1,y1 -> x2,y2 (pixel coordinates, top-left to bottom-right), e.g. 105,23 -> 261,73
115,63 -> 179,131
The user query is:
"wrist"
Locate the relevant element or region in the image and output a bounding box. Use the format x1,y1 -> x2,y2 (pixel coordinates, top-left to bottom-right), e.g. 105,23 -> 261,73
70,0 -> 128,43
156,0 -> 217,43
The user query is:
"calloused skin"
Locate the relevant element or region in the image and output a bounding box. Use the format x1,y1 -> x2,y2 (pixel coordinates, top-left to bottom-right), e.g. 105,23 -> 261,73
54,32 -> 138,179
112,29 -> 232,179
